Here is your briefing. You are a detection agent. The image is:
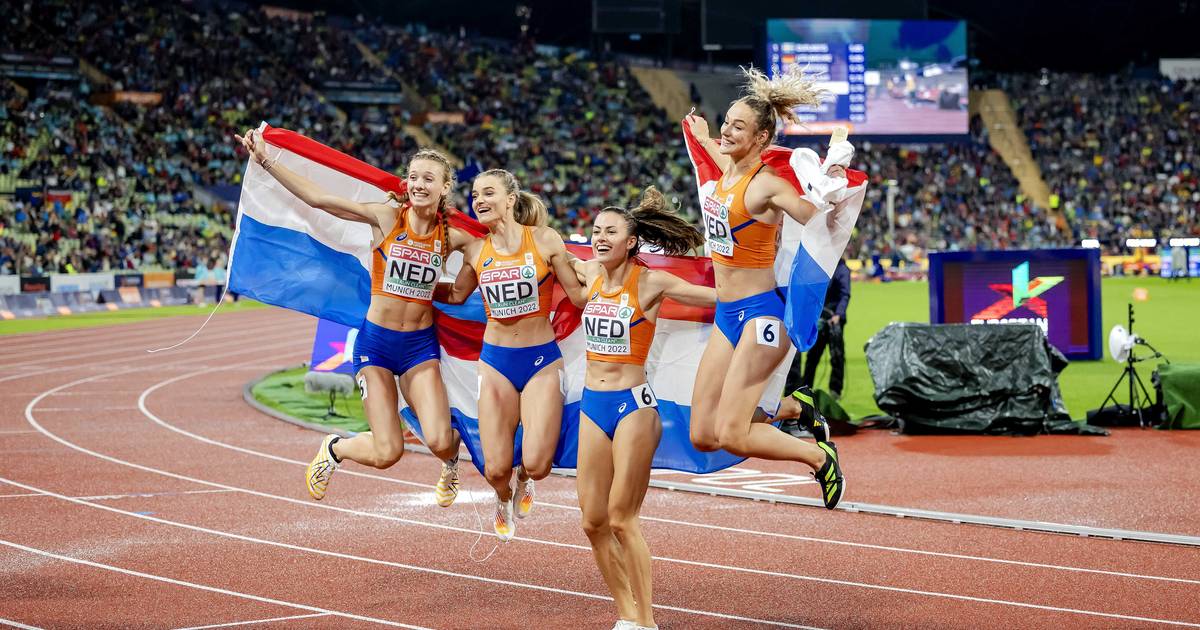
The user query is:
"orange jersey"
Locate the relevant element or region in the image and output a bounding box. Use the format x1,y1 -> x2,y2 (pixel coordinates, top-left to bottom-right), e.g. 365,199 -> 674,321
476,226 -> 554,321
371,208 -> 447,305
583,265 -> 655,365
701,163 -> 778,269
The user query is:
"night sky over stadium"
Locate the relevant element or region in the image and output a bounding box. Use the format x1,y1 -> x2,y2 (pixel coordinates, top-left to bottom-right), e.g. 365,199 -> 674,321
278,0 -> 1199,72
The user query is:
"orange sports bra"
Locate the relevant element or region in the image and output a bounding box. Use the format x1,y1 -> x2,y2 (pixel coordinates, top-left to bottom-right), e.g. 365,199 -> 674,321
371,207 -> 446,305
701,162 -> 778,269
475,225 -> 554,321
583,265 -> 655,366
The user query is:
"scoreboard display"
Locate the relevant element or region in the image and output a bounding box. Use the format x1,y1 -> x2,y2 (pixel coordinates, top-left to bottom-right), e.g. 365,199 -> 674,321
929,249 -> 1103,360
765,19 -> 968,138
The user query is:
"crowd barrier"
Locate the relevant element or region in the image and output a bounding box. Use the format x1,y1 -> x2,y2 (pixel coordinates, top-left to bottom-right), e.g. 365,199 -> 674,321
0,270 -> 223,320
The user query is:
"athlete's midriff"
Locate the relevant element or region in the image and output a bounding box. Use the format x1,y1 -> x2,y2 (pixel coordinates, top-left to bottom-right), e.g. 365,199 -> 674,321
712,263 -> 777,302
586,361 -> 650,392
365,300 -> 434,332
482,315 -> 556,348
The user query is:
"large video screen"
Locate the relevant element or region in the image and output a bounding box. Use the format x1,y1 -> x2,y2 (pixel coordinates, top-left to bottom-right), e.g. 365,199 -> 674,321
929,249 -> 1103,360
765,19 -> 968,137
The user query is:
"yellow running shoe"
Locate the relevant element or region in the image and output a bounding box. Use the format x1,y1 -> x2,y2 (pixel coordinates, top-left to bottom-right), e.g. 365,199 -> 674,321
434,456 -> 460,508
305,434 -> 340,501
494,495 -> 515,542
513,467 -> 534,519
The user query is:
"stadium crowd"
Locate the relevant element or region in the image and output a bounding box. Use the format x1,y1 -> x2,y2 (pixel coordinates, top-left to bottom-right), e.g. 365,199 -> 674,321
1,2 -> 1195,276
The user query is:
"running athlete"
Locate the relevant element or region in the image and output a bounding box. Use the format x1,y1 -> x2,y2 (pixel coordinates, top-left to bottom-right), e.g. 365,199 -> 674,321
436,169 -> 587,541
685,66 -> 851,509
571,187 -> 710,630
235,129 -> 469,508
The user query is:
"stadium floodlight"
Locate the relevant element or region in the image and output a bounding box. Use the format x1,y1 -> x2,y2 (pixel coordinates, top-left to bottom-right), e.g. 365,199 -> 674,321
1169,237 -> 1200,247
1125,238 -> 1157,248
1081,239 -> 1101,248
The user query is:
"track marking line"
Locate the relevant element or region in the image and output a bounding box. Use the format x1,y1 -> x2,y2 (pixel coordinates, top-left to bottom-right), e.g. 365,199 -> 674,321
146,378 -> 1200,587
0,476 -> 819,630
0,539 -> 427,629
0,616 -> 43,629
172,612 -> 331,629
23,338 -> 1200,626
38,406 -> 140,412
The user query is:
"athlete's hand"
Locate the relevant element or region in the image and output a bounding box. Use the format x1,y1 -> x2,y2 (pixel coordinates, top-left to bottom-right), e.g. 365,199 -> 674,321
686,110 -> 712,138
234,128 -> 268,163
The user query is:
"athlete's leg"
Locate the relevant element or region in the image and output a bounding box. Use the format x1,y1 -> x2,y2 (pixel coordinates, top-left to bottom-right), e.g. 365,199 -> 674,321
477,361 -> 521,500
713,320 -> 826,470
331,366 -> 405,468
397,359 -> 461,461
516,359 -> 564,481
577,412 -> 637,622
609,407 -> 661,628
689,330 -> 735,451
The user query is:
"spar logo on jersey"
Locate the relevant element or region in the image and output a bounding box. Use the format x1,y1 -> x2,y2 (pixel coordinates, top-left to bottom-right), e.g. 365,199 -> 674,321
970,261 -> 1064,335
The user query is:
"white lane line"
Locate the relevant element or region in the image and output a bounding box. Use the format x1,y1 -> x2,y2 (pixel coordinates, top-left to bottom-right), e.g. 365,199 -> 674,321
0,616 -> 43,629
0,489 -> 236,501
0,318 -> 298,382
78,489 -> 237,501
173,612 -> 331,630
0,539 -> 424,629
38,406 -> 140,412
0,476 -> 819,630
42,364 -> 1200,624
143,373 -> 1200,588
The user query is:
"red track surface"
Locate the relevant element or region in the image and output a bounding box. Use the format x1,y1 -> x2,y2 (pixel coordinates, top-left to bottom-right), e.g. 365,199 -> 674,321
2,308 -> 1198,629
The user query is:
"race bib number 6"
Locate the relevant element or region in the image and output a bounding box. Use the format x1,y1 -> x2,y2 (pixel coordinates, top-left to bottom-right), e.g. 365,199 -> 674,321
632,383 -> 657,409
755,318 -> 780,348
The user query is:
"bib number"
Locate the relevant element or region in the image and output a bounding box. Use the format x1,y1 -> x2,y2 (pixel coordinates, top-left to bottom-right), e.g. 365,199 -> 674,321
755,318 -> 780,348
702,194 -> 733,257
382,244 -> 440,301
479,264 -> 539,318
632,383 -> 657,409
583,299 -> 634,355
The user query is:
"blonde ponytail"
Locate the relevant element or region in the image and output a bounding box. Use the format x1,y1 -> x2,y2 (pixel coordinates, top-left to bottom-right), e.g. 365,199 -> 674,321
736,65 -> 827,146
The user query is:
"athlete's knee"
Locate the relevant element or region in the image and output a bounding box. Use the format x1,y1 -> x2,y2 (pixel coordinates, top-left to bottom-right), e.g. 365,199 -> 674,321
369,439 -> 404,468
609,509 -> 641,540
424,428 -> 458,460
690,431 -> 721,452
716,425 -> 750,455
522,460 -> 553,481
483,463 -> 510,488
581,515 -> 610,540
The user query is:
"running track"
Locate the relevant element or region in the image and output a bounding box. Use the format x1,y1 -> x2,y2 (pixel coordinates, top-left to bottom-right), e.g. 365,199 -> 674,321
2,308 -> 1198,629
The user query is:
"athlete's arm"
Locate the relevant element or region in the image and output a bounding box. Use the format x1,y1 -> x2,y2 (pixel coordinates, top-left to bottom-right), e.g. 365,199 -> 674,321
647,269 -> 717,308
761,174 -> 820,225
446,226 -> 477,253
685,112 -> 731,172
433,239 -> 481,304
235,128 -> 391,227
535,227 -> 588,307
433,265 -> 478,305
565,252 -> 601,286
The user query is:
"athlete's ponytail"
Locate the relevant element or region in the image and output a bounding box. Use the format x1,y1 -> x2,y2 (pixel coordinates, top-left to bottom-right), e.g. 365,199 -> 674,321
735,65 -> 826,148
478,168 -> 548,228
601,186 -> 704,257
